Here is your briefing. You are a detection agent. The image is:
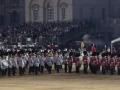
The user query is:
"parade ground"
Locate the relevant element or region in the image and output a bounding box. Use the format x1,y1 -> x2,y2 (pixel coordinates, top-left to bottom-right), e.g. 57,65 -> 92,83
0,72 -> 120,90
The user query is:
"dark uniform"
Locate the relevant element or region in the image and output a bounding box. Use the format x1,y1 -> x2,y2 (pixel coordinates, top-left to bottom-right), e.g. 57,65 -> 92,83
117,54 -> 120,75
67,53 -> 73,73
83,55 -> 89,74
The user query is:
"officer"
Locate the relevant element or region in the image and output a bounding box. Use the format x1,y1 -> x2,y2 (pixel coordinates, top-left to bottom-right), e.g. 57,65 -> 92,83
55,54 -> 61,73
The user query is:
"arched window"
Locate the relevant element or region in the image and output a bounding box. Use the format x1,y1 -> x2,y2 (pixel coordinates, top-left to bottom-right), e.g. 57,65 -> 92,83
60,2 -> 68,21
32,4 -> 39,22
47,2 -> 54,21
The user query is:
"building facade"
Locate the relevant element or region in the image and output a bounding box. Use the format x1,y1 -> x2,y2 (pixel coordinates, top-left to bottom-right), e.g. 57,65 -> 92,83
1,0 -> 120,25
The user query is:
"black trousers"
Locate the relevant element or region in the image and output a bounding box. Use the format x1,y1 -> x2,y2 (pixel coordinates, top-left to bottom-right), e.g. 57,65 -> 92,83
102,66 -> 106,75
76,66 -> 80,73
110,66 -> 115,75
118,67 -> 120,75
2,69 -> 7,76
8,67 -> 12,76
29,66 -> 34,74
56,65 -> 60,73
92,65 -> 97,74
47,66 -> 52,74
12,66 -> 16,76
40,66 -> 44,74
64,64 -> 67,73
34,66 -> 39,75
83,64 -> 88,74
19,67 -> 23,76
23,67 -> 25,75
68,65 -> 72,73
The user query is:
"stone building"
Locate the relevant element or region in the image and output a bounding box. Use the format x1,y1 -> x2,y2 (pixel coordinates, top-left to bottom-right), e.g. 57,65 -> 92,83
1,0 -> 120,25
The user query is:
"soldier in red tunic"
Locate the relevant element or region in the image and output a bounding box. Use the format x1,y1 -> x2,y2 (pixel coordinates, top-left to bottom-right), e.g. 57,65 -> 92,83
117,54 -> 120,75
67,52 -> 73,73
83,51 -> 89,74
110,54 -> 116,75
75,53 -> 81,73
101,53 -> 107,75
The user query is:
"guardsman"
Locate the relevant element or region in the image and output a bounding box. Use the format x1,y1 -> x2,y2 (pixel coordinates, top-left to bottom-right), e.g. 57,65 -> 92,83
67,52 -> 73,73
96,52 -> 101,72
75,53 -> 82,73
117,54 -> 120,75
40,53 -> 46,74
92,53 -> 97,74
28,55 -> 34,75
101,53 -> 106,74
55,54 -> 61,73
83,51 -> 89,74
12,55 -> 17,76
63,51 -> 69,73
1,56 -> 8,76
47,55 -> 53,74
17,55 -> 25,76
33,55 -> 40,75
106,53 -> 111,72
110,54 -> 116,75
8,56 -> 13,76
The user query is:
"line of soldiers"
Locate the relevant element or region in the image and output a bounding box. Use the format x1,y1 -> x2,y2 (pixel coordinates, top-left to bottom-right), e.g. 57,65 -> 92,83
1,49 -> 120,77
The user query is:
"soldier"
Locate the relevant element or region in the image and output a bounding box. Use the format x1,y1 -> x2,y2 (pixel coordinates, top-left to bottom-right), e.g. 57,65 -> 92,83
92,53 -> 97,74
28,55 -> 34,75
55,53 -> 62,73
75,53 -> 82,73
17,55 -> 25,76
40,53 -> 45,74
67,52 -> 73,73
1,56 -> 8,76
63,51 -> 69,73
110,54 -> 116,75
101,53 -> 106,75
33,55 -> 40,75
83,51 -> 89,74
117,54 -> 120,75
47,55 -> 53,74
96,52 -> 101,72
106,53 -> 111,72
12,55 -> 17,76
8,56 -> 13,76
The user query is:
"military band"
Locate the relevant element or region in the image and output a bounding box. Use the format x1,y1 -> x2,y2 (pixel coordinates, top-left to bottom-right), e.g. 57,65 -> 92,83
1,48 -> 120,77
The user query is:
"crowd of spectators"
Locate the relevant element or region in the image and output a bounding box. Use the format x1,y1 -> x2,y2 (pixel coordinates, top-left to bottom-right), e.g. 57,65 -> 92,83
0,20 -> 92,46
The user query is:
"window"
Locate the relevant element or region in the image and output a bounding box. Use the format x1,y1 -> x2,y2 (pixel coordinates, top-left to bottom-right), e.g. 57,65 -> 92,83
10,11 -> 19,24
61,8 -> 66,20
0,0 -> 3,4
47,3 -> 54,21
33,10 -> 39,22
32,4 -> 39,22
102,8 -> 105,19
90,8 -> 94,19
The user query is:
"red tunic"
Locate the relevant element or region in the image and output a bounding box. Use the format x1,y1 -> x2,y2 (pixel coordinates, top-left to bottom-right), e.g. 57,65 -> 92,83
83,56 -> 88,64
110,58 -> 115,67
68,56 -> 73,66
